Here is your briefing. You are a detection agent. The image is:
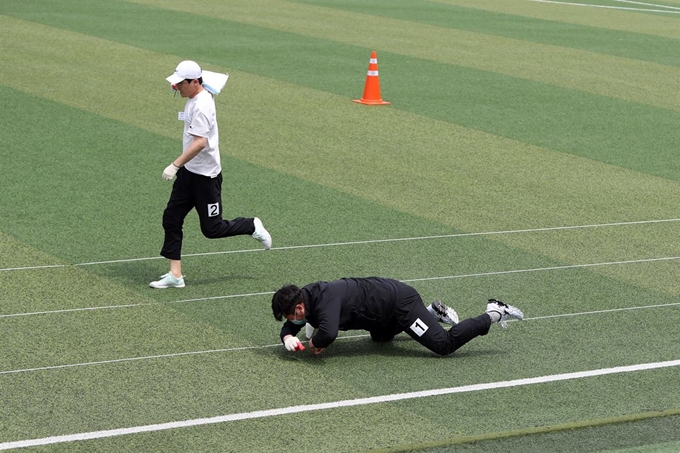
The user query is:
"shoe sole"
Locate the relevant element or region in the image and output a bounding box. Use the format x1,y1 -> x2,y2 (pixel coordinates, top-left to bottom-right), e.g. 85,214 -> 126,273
149,283 -> 185,289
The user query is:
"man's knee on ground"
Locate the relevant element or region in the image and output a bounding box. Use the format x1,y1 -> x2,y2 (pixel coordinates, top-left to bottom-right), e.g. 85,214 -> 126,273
429,344 -> 452,356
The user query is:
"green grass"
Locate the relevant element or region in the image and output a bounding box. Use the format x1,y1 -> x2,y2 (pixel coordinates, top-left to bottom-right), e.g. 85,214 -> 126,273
1,0 -> 679,451
293,0 -> 680,66
380,413 -> 680,453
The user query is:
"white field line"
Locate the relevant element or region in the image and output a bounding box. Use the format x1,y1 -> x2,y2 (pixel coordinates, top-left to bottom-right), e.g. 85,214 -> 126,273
613,0 -> 680,10
525,301 -> 680,320
0,292 -> 276,319
531,0 -> 680,13
2,218 -> 679,273
0,345 -> 280,376
2,255 -> 679,320
1,359 -> 679,451
2,300 -> 679,376
403,256 -> 680,283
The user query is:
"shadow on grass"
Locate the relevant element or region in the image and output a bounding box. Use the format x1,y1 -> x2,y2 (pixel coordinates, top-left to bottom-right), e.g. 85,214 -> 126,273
89,260 -> 259,288
401,414 -> 680,453
270,334 -> 503,360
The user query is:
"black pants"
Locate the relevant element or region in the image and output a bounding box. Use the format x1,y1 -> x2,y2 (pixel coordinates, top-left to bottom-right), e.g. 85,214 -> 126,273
369,282 -> 492,356
161,167 -> 255,260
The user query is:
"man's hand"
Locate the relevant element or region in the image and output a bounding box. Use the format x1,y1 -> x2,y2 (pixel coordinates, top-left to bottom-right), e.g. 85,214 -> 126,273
308,337 -> 324,355
162,163 -> 180,181
283,335 -> 305,352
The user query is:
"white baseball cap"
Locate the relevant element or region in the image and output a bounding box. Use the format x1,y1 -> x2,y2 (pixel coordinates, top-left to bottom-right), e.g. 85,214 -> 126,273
166,60 -> 202,84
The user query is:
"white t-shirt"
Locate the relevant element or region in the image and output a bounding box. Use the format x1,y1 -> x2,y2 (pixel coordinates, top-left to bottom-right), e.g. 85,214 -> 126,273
182,89 -> 221,177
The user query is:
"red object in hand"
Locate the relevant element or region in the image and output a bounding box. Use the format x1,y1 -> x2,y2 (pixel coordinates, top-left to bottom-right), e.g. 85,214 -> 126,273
295,343 -> 306,351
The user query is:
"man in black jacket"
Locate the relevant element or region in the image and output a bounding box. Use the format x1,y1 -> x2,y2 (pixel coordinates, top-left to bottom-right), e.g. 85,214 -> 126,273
271,277 -> 523,356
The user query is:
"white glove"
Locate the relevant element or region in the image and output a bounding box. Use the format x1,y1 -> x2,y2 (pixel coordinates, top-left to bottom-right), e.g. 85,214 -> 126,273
162,163 -> 179,181
284,336 -> 304,352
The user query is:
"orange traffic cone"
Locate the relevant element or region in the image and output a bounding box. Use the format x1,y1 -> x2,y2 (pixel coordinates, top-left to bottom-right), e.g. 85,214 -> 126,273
353,51 -> 390,105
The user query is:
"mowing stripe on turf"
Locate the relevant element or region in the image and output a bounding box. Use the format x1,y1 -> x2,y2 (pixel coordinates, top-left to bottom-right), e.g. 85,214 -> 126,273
1,257 -> 679,319
531,0 -> 680,13
125,0 -> 680,110
432,0 -> 680,39
613,0 -> 680,11
366,407 -> 680,453
3,8 -> 680,116
2,218 -> 679,272
1,301 -> 678,375
403,256 -> 680,283
1,359 -> 678,450
4,14 -> 680,255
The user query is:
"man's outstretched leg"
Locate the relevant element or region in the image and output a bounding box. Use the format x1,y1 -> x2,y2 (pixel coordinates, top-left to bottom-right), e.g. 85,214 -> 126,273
406,299 -> 524,356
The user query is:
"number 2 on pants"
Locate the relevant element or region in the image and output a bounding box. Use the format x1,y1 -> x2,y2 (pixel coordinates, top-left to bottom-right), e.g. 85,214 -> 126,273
207,203 -> 220,218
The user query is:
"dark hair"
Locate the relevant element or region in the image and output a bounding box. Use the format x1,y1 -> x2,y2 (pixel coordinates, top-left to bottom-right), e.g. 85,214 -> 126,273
272,285 -> 302,321
182,77 -> 203,85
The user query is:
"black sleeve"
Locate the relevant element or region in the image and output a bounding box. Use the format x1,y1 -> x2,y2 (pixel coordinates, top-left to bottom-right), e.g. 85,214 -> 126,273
309,284 -> 343,349
280,320 -> 303,342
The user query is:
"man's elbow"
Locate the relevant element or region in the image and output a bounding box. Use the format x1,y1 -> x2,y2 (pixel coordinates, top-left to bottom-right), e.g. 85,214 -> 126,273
193,137 -> 208,149
314,333 -> 337,348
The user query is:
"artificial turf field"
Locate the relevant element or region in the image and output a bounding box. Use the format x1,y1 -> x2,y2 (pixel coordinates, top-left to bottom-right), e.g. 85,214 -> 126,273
1,0 -> 680,451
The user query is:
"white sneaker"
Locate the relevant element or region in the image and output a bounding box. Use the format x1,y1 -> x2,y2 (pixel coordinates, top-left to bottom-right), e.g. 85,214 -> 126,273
429,300 -> 459,325
149,272 -> 185,289
252,217 -> 272,250
486,299 -> 523,329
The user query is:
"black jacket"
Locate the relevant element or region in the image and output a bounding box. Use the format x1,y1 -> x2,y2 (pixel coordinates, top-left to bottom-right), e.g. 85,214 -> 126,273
280,277 -> 403,348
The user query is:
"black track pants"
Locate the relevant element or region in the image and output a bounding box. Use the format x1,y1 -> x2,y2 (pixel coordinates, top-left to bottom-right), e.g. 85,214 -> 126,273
369,282 -> 492,356
404,305 -> 492,356
160,168 -> 255,260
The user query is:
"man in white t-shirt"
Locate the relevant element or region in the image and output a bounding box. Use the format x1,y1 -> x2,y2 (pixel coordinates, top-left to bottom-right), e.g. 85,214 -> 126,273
150,60 -> 272,289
